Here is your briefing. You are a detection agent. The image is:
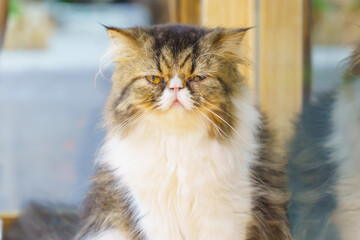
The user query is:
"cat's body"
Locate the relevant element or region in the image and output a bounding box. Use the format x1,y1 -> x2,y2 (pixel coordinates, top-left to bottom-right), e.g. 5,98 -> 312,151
76,99 -> 288,240
75,25 -> 291,240
289,42 -> 360,240
95,103 -> 256,240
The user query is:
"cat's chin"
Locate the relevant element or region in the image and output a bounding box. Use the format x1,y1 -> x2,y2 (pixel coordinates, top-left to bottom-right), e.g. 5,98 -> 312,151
171,101 -> 184,108
150,105 -> 203,134
162,105 -> 190,121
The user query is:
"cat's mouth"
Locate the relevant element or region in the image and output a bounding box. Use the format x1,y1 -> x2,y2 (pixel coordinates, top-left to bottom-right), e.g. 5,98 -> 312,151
158,88 -> 192,111
171,99 -> 184,108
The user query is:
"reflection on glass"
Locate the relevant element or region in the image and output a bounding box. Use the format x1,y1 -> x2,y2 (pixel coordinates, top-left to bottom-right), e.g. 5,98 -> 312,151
289,1 -> 360,239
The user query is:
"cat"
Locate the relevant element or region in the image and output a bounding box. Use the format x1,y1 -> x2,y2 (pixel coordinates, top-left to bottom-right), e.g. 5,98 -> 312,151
74,24 -> 291,240
288,41 -> 360,240
4,24 -> 291,240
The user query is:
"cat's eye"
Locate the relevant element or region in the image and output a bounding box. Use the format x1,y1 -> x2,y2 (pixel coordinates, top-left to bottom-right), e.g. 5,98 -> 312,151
145,75 -> 162,84
191,75 -> 206,82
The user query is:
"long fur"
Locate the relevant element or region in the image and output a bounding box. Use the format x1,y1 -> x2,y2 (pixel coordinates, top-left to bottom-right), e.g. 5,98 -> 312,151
76,25 -> 291,240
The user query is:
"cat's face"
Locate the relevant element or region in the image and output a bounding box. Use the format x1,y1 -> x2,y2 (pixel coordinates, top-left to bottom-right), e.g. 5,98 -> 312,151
104,25 -> 249,138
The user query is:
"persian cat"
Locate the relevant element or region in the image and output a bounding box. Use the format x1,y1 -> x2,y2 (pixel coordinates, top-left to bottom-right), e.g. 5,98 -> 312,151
4,25 -> 291,240
288,41 -> 360,240
74,24 -> 291,240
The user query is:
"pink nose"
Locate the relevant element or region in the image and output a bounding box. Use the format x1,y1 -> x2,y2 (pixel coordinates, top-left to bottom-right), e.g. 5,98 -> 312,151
170,87 -> 180,92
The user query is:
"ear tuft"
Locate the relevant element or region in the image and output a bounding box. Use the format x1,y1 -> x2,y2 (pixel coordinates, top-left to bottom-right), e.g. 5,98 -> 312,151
102,25 -> 141,63
218,27 -> 253,44
104,25 -> 121,42
103,25 -> 137,46
204,27 -> 254,64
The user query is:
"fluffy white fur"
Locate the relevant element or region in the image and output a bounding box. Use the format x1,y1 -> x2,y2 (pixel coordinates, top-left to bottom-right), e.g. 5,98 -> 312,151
328,79 -> 360,240
97,88 -> 261,240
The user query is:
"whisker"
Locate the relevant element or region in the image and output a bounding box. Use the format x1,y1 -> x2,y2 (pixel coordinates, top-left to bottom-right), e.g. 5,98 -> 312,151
118,114 -> 145,135
95,46 -> 116,88
200,97 -> 233,119
201,105 -> 250,146
191,106 -> 207,129
117,111 -> 144,133
194,108 -> 231,142
94,138 -> 106,158
121,105 -> 160,134
139,99 -> 156,105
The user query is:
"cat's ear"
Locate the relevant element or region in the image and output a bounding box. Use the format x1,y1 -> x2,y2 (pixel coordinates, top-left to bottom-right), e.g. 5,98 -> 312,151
213,28 -> 251,45
106,27 -> 138,46
204,27 -> 253,63
104,26 -> 141,62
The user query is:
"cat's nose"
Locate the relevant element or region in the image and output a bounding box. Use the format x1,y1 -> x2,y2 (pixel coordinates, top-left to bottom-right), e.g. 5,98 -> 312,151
169,75 -> 184,90
171,87 -> 180,92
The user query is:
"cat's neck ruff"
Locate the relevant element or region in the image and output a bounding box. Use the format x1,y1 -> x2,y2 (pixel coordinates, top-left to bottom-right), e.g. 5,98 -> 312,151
99,91 -> 260,172
97,91 -> 261,240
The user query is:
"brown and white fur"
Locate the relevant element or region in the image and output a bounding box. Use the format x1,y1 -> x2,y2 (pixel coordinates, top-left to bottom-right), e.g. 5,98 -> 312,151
75,25 -> 291,240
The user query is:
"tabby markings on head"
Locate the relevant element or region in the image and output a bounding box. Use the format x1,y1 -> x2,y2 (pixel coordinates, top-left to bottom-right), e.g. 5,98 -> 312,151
103,25 -> 250,139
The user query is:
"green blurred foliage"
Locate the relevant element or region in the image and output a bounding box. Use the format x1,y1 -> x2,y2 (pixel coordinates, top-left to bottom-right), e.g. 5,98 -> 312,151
9,0 -> 22,17
350,0 -> 360,11
313,0 -> 335,13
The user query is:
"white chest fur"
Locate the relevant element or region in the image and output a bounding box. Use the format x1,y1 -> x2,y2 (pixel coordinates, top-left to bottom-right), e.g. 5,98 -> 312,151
328,79 -> 360,240
99,99 -> 260,240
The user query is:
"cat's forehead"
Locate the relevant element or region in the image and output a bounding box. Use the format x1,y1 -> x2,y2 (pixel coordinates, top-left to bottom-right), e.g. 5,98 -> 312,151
142,25 -> 209,55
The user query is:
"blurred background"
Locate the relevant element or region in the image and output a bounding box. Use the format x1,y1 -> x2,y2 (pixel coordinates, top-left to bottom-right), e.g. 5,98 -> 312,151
0,0 -> 359,213
312,0 -> 360,94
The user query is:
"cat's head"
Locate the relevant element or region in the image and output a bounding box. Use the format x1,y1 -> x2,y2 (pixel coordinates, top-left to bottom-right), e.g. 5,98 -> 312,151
104,24 -> 250,138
